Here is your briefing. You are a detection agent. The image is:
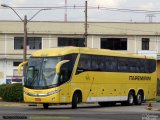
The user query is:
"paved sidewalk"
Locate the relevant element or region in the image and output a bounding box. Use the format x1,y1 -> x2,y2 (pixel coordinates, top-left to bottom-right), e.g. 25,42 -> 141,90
0,100 -> 44,107
0,99 -> 159,110
0,101 -> 29,107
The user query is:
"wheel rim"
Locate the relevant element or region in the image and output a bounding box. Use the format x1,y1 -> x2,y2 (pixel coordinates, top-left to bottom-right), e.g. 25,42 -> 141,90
76,95 -> 79,103
129,94 -> 134,104
137,94 -> 142,103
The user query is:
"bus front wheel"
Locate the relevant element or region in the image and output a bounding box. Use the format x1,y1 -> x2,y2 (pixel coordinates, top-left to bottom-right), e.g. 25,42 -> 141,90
122,91 -> 134,106
72,93 -> 79,109
127,91 -> 134,105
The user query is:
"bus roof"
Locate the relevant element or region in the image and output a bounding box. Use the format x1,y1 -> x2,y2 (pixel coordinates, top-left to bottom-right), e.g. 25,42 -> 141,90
31,47 -> 155,59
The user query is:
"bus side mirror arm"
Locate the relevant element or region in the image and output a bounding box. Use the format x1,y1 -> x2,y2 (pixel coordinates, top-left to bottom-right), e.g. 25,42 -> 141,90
56,60 -> 70,75
18,61 -> 28,74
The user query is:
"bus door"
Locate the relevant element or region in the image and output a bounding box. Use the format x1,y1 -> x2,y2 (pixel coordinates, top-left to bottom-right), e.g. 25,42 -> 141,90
58,54 -> 78,103
58,62 -> 71,103
74,54 -> 95,100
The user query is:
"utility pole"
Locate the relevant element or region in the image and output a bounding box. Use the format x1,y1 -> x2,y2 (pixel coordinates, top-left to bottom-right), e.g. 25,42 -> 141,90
1,4 -> 50,76
65,0 -> 67,22
23,15 -> 27,74
84,1 -> 88,47
23,15 -> 27,62
146,14 -> 155,23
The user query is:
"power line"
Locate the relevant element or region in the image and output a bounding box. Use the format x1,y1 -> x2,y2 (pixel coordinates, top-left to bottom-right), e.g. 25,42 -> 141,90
89,6 -> 160,14
1,5 -> 160,14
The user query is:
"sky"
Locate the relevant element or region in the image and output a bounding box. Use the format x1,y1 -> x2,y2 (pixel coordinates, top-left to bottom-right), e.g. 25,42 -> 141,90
1,0 -> 160,22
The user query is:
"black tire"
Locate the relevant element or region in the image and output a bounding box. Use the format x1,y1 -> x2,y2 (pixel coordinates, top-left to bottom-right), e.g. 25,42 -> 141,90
134,92 -> 143,105
122,91 -> 134,106
72,93 -> 79,109
43,103 -> 49,109
127,91 -> 134,105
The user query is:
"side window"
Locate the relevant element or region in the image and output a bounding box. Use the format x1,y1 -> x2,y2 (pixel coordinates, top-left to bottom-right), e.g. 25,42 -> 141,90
128,58 -> 148,73
105,56 -> 117,72
91,56 -> 99,70
144,59 -> 149,73
118,58 -> 128,72
77,54 -> 91,71
128,59 -> 138,73
98,56 -> 106,71
59,54 -> 77,84
135,59 -> 141,73
139,59 -> 145,73
148,59 -> 156,73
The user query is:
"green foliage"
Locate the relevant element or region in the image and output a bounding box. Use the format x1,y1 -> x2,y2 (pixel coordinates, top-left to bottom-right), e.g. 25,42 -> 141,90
0,83 -> 23,102
0,84 -> 7,98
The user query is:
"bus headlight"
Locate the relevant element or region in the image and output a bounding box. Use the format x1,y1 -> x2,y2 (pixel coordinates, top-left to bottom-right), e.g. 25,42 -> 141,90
24,91 -> 38,96
47,89 -> 62,96
24,89 -> 62,97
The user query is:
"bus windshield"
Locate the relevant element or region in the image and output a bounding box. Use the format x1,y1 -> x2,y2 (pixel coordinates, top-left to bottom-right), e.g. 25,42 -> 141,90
25,57 -> 61,89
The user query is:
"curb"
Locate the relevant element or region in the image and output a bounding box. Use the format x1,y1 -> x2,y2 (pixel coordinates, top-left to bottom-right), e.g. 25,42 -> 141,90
0,103 -> 28,107
28,103 -> 42,106
0,100 -> 43,107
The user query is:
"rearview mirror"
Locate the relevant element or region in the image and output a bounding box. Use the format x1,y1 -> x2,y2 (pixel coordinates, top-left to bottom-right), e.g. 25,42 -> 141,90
18,61 -> 28,74
56,60 -> 70,74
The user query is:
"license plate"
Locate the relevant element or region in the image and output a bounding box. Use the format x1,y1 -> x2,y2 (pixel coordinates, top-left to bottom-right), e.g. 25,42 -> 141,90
35,98 -> 41,102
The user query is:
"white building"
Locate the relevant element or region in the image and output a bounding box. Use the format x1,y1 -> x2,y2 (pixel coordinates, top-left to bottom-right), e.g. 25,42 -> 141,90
0,21 -> 160,84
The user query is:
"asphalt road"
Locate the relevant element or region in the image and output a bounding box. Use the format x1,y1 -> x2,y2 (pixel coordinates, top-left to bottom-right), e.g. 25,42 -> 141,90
0,102 -> 160,120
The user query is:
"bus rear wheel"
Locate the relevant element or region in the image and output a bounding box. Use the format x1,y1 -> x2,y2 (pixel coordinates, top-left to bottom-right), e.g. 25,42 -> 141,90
134,92 -> 143,105
72,93 -> 79,109
43,103 -> 49,109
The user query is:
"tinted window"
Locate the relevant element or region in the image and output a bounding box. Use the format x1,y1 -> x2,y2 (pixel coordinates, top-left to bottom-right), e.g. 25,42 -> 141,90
58,37 -> 85,47
101,38 -> 127,50
104,56 -> 117,71
14,37 -> 23,49
148,59 -> 156,73
13,62 -> 22,66
128,59 -> 140,73
91,56 -> 99,70
142,38 -> 150,50
77,54 -> 91,70
14,37 -> 42,50
59,54 -> 77,84
76,54 -> 155,74
27,37 -> 42,49
118,58 -> 128,72
97,56 -> 106,71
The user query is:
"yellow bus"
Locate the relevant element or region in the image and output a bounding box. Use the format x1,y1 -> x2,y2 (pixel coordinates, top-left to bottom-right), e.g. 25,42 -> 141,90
18,47 -> 157,109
